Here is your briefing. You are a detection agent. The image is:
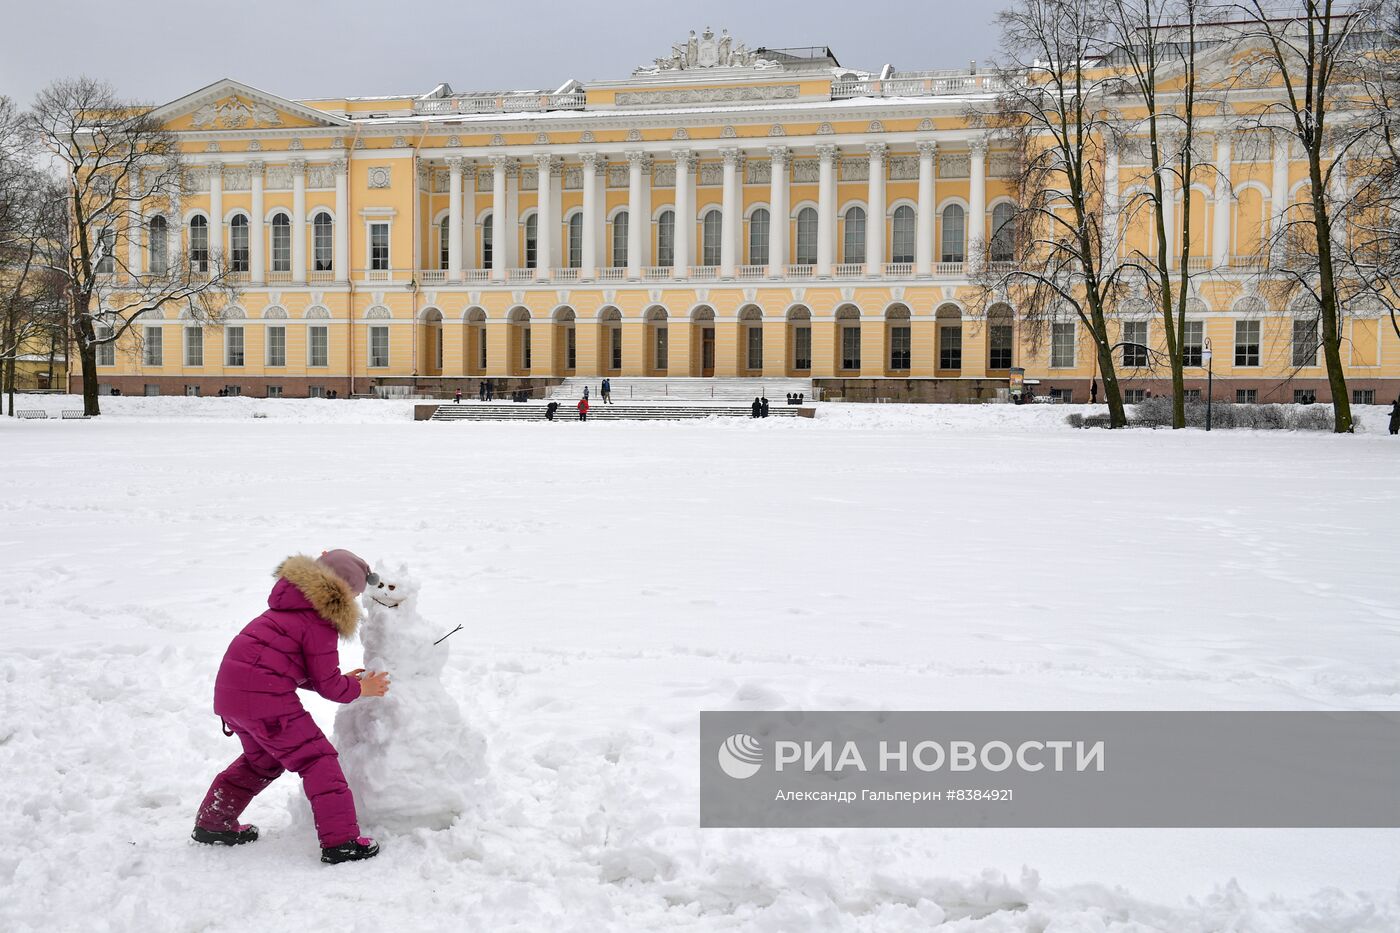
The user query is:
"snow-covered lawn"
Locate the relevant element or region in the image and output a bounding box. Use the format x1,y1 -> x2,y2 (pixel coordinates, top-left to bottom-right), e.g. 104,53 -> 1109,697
2,396 -> 1397,931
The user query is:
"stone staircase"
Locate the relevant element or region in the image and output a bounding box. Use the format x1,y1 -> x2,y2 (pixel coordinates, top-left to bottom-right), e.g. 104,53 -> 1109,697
429,401 -> 811,422
546,377 -> 814,402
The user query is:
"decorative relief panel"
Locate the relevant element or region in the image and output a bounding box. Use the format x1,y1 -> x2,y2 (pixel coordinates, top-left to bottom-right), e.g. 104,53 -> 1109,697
536,132 -> 550,144
626,128 -> 643,141
205,142 -> 221,153
917,118 -> 934,130
580,130 -> 596,143
266,166 -> 292,190
615,85 -> 800,107
1234,131 -> 1271,162
367,166 -> 392,189
747,160 -> 770,184
307,164 -> 336,188
490,134 -> 506,146
606,164 -> 628,188
721,125 -> 737,138
431,171 -> 449,193
840,158 -> 869,182
247,140 -> 262,152
817,122 -> 834,135
288,138 -> 304,151
393,136 -> 409,148
191,97 -> 284,129
520,169 -> 538,191
792,159 -> 819,183
653,163 -> 675,186
988,152 -> 1016,177
223,167 -> 250,191
888,156 -> 918,180
868,120 -> 885,133
564,167 -> 583,189
769,124 -> 786,137
447,135 -> 461,147
938,153 -> 969,178
698,163 -> 723,186
672,127 -> 689,140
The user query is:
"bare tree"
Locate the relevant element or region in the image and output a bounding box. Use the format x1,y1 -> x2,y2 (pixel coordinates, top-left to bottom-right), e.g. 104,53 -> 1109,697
1104,0 -> 1213,428
980,0 -> 1131,426
1230,1 -> 1380,432
26,77 -> 234,416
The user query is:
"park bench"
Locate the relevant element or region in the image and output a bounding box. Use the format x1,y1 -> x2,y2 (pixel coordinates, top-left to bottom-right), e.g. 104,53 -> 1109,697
61,410 -> 89,420
17,409 -> 48,420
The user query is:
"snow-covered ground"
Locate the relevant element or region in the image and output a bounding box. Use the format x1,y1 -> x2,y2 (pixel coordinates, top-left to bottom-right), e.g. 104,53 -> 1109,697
2,395 -> 1398,932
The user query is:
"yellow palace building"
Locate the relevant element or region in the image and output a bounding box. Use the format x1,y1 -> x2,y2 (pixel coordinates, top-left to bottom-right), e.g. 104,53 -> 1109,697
82,28 -> 1396,404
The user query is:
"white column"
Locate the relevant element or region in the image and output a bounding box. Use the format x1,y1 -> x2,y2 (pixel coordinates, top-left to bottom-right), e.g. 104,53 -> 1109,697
1161,170 -> 1175,265
461,165 -> 477,271
720,148 -> 739,278
447,157 -> 464,281
1212,134 -> 1232,268
767,146 -> 789,276
249,161 -> 265,283
505,164 -> 520,270
865,143 -> 886,273
1271,133 -> 1290,260
581,153 -> 599,278
915,141 -> 936,277
816,145 -> 837,277
1102,141 -> 1119,268
968,139 -> 987,271
626,150 -> 645,278
125,175 -> 142,277
167,207 -> 181,273
674,150 -> 694,278
490,156 -> 508,280
535,155 -> 553,278
333,158 -> 349,281
208,162 -> 223,263
290,159 -> 307,284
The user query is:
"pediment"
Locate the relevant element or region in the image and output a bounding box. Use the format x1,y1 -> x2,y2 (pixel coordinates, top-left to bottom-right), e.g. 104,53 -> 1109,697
147,79 -> 348,132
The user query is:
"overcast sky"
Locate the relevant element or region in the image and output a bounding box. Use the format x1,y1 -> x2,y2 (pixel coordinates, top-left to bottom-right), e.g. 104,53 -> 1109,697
4,0 -> 1007,106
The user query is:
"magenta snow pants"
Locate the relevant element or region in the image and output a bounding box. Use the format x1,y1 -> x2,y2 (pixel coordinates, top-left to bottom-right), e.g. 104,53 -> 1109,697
195,709 -> 360,848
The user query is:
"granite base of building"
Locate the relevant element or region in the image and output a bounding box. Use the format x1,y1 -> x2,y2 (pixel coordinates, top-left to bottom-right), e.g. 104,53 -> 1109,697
815,378 -> 1011,403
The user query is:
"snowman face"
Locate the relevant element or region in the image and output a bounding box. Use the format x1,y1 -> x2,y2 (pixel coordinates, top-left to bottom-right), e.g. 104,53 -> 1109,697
369,577 -> 406,608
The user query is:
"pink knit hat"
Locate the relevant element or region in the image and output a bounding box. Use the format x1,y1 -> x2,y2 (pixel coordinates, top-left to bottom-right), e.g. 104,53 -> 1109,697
316,549 -> 373,595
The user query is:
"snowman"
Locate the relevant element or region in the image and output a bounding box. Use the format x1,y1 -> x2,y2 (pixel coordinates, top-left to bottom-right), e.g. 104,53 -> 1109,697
332,564 -> 487,832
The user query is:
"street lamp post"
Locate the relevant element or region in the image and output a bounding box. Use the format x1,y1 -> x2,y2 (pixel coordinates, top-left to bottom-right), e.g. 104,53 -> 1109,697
1203,337 -> 1213,431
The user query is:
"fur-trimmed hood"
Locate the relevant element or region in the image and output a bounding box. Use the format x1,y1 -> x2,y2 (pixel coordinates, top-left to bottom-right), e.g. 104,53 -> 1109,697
272,555 -> 360,638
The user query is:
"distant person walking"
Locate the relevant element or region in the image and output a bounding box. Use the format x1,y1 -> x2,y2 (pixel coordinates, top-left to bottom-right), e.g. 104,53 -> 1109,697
760,396 -> 770,418
477,380 -> 487,402
1389,397 -> 1400,435
582,385 -> 589,401
546,401 -> 559,421
751,397 -> 762,419
577,396 -> 589,421
453,388 -> 461,404
601,378 -> 612,404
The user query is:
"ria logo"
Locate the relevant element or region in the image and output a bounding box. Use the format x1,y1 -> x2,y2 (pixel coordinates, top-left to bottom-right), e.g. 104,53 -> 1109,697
718,733 -> 764,779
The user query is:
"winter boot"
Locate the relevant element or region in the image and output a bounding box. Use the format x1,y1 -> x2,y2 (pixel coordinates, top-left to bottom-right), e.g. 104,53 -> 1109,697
192,824 -> 259,846
321,836 -> 380,864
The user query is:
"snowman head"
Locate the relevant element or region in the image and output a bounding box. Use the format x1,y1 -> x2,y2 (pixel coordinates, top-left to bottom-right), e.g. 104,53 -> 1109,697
364,564 -> 420,612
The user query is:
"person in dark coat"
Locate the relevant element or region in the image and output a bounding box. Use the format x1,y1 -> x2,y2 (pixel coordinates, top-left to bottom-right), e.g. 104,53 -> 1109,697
751,397 -> 762,418
453,388 -> 461,404
1090,379 -> 1098,404
577,396 -> 589,421
546,401 -> 559,421
582,385 -> 589,401
760,396 -> 770,418
1389,397 -> 1400,435
601,378 -> 612,404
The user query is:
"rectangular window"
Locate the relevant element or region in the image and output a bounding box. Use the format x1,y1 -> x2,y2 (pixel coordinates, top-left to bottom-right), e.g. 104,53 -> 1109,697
478,329 -> 487,370
1294,389 -> 1312,403
143,326 -> 163,367
748,212 -> 770,266
313,216 -> 334,271
266,326 -> 286,367
795,213 -> 818,265
747,327 -> 763,371
436,330 -> 443,370
1182,321 -> 1204,367
369,222 -> 390,271
1183,388 -> 1202,402
224,385 -> 242,397
989,324 -> 1013,369
225,326 -> 245,367
185,384 -> 201,397
522,329 -> 532,370
308,326 -> 328,367
567,217 -> 582,268
611,215 -> 628,267
702,213 -> 722,266
1353,389 -> 1375,405
525,226 -> 538,270
267,385 -> 283,398
95,324 -> 115,366
1124,388 -> 1146,403
1236,388 -> 1258,403
272,220 -> 291,272
308,385 -> 326,398
939,325 -> 962,370
1292,318 -> 1318,368
1050,387 -> 1074,403
230,220 -> 250,272
1121,320 -> 1148,367
1050,321 -> 1076,368
144,384 -> 160,396
610,327 -> 622,370
655,327 -> 668,370
657,212 -> 675,267
566,328 -> 576,369
185,327 -> 204,367
189,222 -> 209,273
1235,319 -> 1261,367
841,326 -> 861,371
794,326 -> 812,370
890,325 -> 911,370
368,325 -> 389,368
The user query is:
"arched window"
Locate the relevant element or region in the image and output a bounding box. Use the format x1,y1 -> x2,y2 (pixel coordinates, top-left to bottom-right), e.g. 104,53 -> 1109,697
438,216 -> 450,270
271,214 -> 291,273
229,215 -> 249,272
748,208 -> 770,265
481,213 -> 494,268
147,215 -> 168,275
525,214 -> 538,269
656,209 -> 675,267
701,211 -> 722,266
843,207 -> 866,264
312,212 -> 333,272
795,207 -> 818,265
188,216 -> 208,272
611,210 -> 628,267
567,213 -> 583,268
990,202 -> 1015,263
941,204 -> 965,263
891,205 -> 915,264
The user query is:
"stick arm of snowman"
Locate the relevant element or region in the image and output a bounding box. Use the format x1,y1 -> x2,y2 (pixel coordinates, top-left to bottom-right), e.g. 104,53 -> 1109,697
433,624 -> 464,646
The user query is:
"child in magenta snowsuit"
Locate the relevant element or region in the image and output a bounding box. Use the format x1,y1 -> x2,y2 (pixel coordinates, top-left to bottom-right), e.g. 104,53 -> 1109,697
193,550 -> 390,863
